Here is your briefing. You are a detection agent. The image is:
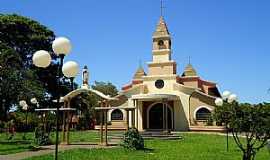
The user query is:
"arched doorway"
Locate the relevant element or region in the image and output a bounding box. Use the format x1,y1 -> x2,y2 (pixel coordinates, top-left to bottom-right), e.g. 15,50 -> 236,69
148,103 -> 172,129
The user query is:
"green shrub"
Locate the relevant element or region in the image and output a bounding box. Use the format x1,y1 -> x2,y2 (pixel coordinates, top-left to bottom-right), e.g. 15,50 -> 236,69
4,120 -> 15,140
11,112 -> 40,132
121,127 -> 144,150
206,114 -> 214,126
34,126 -> 51,146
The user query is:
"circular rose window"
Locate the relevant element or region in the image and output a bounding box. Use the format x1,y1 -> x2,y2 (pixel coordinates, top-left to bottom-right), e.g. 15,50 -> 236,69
155,79 -> 164,89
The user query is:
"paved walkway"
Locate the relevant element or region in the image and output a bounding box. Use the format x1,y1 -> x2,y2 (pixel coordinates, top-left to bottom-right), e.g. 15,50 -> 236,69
0,144 -> 115,160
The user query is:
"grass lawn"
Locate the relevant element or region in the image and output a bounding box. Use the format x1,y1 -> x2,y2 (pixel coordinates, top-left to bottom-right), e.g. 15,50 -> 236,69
0,130 -> 120,155
25,133 -> 269,160
0,132 -> 34,155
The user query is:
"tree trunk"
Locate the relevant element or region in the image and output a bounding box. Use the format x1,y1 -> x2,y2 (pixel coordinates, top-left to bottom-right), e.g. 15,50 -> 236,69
242,151 -> 255,160
243,152 -> 251,160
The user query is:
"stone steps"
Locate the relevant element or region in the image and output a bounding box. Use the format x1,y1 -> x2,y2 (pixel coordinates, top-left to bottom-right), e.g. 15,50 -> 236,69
109,132 -> 182,140
189,126 -> 226,132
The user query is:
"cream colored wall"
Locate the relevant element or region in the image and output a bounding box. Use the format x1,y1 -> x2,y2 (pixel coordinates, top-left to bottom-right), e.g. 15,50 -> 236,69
148,64 -> 175,75
125,99 -> 144,130
153,54 -> 170,62
137,101 -> 144,131
128,99 -> 144,131
142,75 -> 177,95
152,50 -> 171,62
142,75 -> 191,131
189,93 -> 215,126
121,67 -> 217,131
173,92 -> 191,130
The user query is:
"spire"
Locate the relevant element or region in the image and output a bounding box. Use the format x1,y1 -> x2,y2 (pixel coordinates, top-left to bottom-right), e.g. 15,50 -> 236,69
182,64 -> 198,77
133,64 -> 146,80
153,16 -> 170,38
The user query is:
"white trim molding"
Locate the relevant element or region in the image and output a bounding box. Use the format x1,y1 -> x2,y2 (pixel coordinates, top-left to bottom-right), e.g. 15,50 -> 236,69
193,106 -> 213,120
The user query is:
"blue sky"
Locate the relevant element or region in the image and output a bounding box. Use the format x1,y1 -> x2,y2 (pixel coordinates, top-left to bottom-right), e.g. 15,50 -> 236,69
1,0 -> 270,103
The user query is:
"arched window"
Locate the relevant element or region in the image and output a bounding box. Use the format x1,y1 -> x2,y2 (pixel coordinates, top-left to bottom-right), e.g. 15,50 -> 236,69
111,109 -> 123,120
196,108 -> 211,121
158,40 -> 166,49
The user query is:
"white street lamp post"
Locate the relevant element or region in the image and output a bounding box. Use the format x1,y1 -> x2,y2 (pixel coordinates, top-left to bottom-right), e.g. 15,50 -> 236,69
215,90 -> 238,152
32,37 -> 77,160
19,100 -> 29,139
62,61 -> 79,90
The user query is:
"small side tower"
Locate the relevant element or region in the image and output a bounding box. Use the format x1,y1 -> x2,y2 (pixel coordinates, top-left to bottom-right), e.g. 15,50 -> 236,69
133,65 -> 146,80
182,64 -> 198,77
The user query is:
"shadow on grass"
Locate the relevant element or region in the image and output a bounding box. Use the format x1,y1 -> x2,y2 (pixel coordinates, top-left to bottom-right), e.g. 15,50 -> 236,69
68,142 -> 99,145
0,145 -> 32,155
0,140 -> 31,144
143,148 -> 154,152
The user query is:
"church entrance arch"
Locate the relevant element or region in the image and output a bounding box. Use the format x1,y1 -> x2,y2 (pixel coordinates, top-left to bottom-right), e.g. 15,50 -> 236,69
147,102 -> 173,130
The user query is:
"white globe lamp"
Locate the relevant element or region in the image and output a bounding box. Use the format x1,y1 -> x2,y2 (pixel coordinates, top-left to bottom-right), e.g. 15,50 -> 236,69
222,90 -> 231,100
62,61 -> 79,78
52,37 -> 72,56
228,94 -> 238,104
31,98 -> 37,104
215,98 -> 223,106
22,104 -> 28,111
19,100 -> 27,107
32,50 -> 51,68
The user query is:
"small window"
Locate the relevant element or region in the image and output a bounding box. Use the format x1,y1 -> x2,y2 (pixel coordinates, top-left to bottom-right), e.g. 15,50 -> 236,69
196,108 -> 211,121
111,109 -> 123,120
158,40 -> 164,46
155,79 -> 164,89
158,40 -> 166,49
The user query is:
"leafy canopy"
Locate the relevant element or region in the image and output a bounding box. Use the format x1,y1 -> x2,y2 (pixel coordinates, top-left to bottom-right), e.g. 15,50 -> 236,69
214,102 -> 270,160
0,14 -> 70,120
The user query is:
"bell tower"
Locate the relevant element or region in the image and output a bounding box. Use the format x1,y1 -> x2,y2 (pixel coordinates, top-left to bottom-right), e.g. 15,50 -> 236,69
148,16 -> 177,76
152,16 -> 172,62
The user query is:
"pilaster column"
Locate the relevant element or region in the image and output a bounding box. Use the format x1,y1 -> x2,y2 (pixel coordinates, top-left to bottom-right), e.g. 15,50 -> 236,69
99,101 -> 104,145
126,110 -> 129,131
136,100 -> 139,129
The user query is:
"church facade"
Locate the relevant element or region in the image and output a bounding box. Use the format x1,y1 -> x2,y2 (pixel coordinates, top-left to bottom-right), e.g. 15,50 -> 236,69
106,16 -> 221,131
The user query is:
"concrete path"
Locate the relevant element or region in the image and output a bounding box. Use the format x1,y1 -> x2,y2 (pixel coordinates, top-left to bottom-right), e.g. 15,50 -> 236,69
0,144 -> 115,160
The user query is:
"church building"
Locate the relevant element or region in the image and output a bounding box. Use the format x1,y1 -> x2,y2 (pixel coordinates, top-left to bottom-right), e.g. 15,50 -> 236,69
106,16 -> 221,131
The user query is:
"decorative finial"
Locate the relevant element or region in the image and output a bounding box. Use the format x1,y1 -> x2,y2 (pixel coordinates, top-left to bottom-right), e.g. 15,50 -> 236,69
188,56 -> 191,64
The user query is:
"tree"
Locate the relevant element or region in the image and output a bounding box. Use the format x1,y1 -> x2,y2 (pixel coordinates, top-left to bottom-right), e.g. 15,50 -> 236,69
0,44 -> 44,120
214,102 -> 270,160
70,81 -> 118,129
0,14 -> 71,119
92,81 -> 118,97
0,14 -> 55,68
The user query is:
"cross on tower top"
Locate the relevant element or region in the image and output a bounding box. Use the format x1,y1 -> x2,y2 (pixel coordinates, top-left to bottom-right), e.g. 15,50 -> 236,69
139,59 -> 142,68
160,0 -> 165,17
